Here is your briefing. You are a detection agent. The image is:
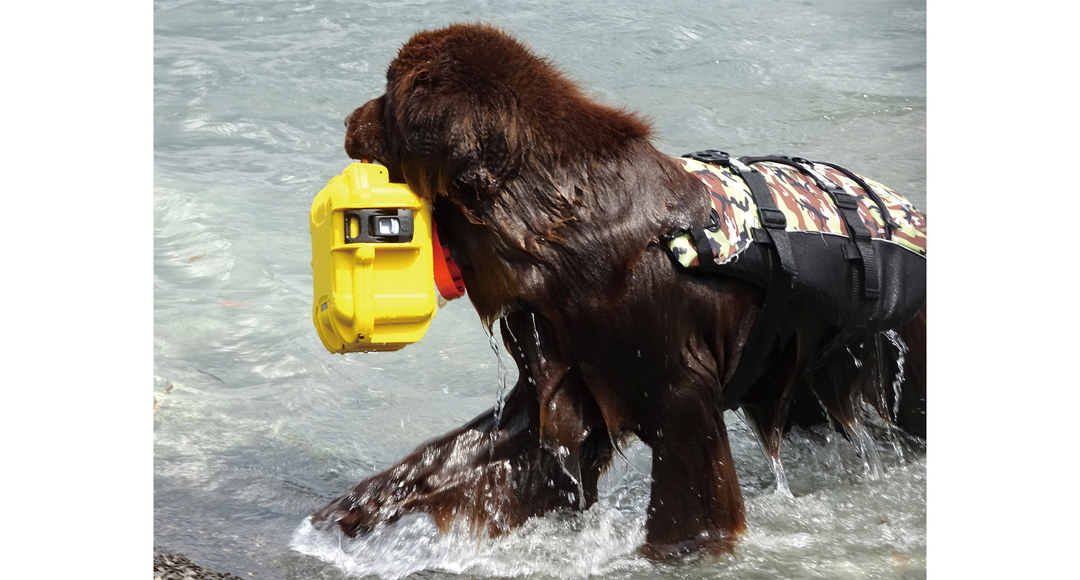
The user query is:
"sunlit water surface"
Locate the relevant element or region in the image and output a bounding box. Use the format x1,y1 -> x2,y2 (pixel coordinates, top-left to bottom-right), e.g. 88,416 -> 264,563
154,0 -> 926,578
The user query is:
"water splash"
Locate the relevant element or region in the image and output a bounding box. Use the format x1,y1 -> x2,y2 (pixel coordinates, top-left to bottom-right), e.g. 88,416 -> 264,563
291,440 -> 654,579
290,500 -> 647,580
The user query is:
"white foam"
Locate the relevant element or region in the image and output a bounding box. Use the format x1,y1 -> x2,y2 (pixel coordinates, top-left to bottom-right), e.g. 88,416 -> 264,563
290,502 -> 648,580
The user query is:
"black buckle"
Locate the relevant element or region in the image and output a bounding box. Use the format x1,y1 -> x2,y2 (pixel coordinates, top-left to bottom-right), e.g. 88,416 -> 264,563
684,149 -> 730,166
759,207 -> 787,229
832,192 -> 859,211
706,208 -> 721,232
843,243 -> 861,261
343,208 -> 415,243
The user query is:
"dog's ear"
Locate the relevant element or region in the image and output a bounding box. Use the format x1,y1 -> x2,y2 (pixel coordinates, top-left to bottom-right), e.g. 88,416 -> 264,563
380,27 -> 529,202
344,96 -> 397,169
387,78 -> 519,203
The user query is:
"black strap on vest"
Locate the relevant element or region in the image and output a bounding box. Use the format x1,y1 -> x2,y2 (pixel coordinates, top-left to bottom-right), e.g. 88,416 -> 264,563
739,155 -> 880,299
683,150 -> 798,277
732,160 -> 798,278
677,150 -> 893,406
719,242 -> 796,407
808,160 -> 900,239
682,150 -> 796,407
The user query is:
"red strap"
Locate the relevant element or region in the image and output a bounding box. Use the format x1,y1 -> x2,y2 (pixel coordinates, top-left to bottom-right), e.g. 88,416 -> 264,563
431,224 -> 466,300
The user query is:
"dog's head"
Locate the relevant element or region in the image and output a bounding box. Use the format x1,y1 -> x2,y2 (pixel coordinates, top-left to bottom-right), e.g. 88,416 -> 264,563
344,24 -> 652,208
343,24 -> 707,326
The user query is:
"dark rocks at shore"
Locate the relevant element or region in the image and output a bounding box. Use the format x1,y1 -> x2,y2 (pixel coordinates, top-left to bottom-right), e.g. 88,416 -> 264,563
154,553 -> 242,580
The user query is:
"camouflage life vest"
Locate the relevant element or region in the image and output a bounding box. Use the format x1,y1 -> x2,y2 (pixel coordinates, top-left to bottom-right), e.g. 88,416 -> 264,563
667,155 -> 926,266
663,150 -> 927,404
663,150 -> 926,333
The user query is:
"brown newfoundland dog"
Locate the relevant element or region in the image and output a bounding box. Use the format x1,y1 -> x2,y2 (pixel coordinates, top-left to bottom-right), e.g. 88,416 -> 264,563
312,23 -> 926,559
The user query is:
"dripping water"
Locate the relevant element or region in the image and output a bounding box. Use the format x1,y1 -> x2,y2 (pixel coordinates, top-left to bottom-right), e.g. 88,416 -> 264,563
846,345 -> 863,369
844,408 -> 884,481
871,332 -> 907,462
735,409 -> 793,497
808,371 -> 883,480
530,312 -> 547,367
768,454 -> 793,498
883,329 -> 908,420
530,312 -> 587,508
812,389 -> 838,435
554,445 -> 587,510
488,327 -> 510,426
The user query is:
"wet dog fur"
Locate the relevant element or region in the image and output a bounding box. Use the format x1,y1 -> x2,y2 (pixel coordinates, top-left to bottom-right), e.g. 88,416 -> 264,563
312,23 -> 926,559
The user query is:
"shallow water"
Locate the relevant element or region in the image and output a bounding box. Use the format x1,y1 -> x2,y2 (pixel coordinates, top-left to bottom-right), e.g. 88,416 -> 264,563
153,0 -> 926,578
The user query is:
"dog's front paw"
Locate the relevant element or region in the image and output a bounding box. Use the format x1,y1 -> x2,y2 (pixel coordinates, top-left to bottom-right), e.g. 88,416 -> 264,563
311,485 -> 405,537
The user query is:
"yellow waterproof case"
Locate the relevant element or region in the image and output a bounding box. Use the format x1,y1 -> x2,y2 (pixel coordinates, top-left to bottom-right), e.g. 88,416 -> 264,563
310,163 -> 436,353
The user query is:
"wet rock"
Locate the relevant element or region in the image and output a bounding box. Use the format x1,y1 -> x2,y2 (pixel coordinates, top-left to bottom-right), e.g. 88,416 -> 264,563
153,553 -> 242,580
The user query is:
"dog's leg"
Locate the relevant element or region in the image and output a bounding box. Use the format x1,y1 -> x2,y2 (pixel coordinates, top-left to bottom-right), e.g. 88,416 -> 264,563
895,305 -> 926,438
637,367 -> 747,558
808,344 -> 891,478
859,333 -> 894,424
738,330 -> 816,495
312,315 -> 612,538
807,304 -> 925,461
502,311 -> 613,508
854,307 -> 926,442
